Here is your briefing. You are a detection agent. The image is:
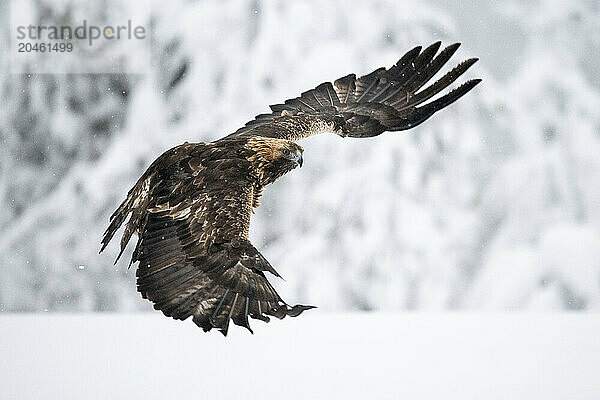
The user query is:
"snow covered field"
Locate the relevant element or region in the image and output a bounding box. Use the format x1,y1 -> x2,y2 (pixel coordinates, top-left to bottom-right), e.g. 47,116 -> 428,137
2,313 -> 599,400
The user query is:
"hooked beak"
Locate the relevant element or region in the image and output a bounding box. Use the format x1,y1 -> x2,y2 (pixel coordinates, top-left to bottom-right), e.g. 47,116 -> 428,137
297,153 -> 303,168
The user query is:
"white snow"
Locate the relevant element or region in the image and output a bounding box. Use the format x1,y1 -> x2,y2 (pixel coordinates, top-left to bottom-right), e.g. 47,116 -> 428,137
1,313 -> 600,400
1,0 -> 600,311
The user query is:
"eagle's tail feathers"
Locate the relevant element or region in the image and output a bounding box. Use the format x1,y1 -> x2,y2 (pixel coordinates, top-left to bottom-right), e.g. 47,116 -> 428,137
99,195 -> 132,254
99,177 -> 151,264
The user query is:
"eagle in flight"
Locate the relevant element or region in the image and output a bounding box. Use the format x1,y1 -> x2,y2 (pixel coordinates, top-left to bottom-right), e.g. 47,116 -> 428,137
101,42 -> 480,335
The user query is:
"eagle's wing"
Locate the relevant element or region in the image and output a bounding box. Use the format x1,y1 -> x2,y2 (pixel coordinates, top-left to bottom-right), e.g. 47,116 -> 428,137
100,143 -> 313,336
228,42 -> 480,140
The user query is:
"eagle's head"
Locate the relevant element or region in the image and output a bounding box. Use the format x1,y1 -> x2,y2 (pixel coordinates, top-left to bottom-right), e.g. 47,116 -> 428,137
277,141 -> 304,168
246,137 -> 304,169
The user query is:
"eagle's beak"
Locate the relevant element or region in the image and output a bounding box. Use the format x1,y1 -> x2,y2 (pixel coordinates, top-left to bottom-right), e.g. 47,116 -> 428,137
297,153 -> 303,168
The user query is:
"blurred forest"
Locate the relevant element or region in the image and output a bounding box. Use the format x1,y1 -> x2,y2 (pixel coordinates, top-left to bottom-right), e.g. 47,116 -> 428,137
1,0 -> 600,312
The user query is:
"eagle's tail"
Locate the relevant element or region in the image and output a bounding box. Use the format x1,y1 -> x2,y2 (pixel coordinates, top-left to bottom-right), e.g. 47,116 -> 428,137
99,176 -> 150,265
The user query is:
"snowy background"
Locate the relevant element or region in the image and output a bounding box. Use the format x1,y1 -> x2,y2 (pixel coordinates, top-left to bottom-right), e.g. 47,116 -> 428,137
3,313 -> 600,400
2,0 -> 600,313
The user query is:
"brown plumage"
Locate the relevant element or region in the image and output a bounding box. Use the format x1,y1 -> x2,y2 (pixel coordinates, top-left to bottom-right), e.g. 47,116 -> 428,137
100,42 -> 481,335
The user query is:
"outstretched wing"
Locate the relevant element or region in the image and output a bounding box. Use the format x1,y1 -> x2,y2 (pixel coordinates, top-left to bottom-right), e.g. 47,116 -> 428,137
100,142 -> 313,336
228,42 -> 480,141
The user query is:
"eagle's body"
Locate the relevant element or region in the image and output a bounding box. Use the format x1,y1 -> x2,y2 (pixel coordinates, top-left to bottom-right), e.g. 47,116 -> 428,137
101,42 -> 481,335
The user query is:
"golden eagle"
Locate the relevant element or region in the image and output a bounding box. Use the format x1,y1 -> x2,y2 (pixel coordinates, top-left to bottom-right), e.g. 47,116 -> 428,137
100,42 -> 480,335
